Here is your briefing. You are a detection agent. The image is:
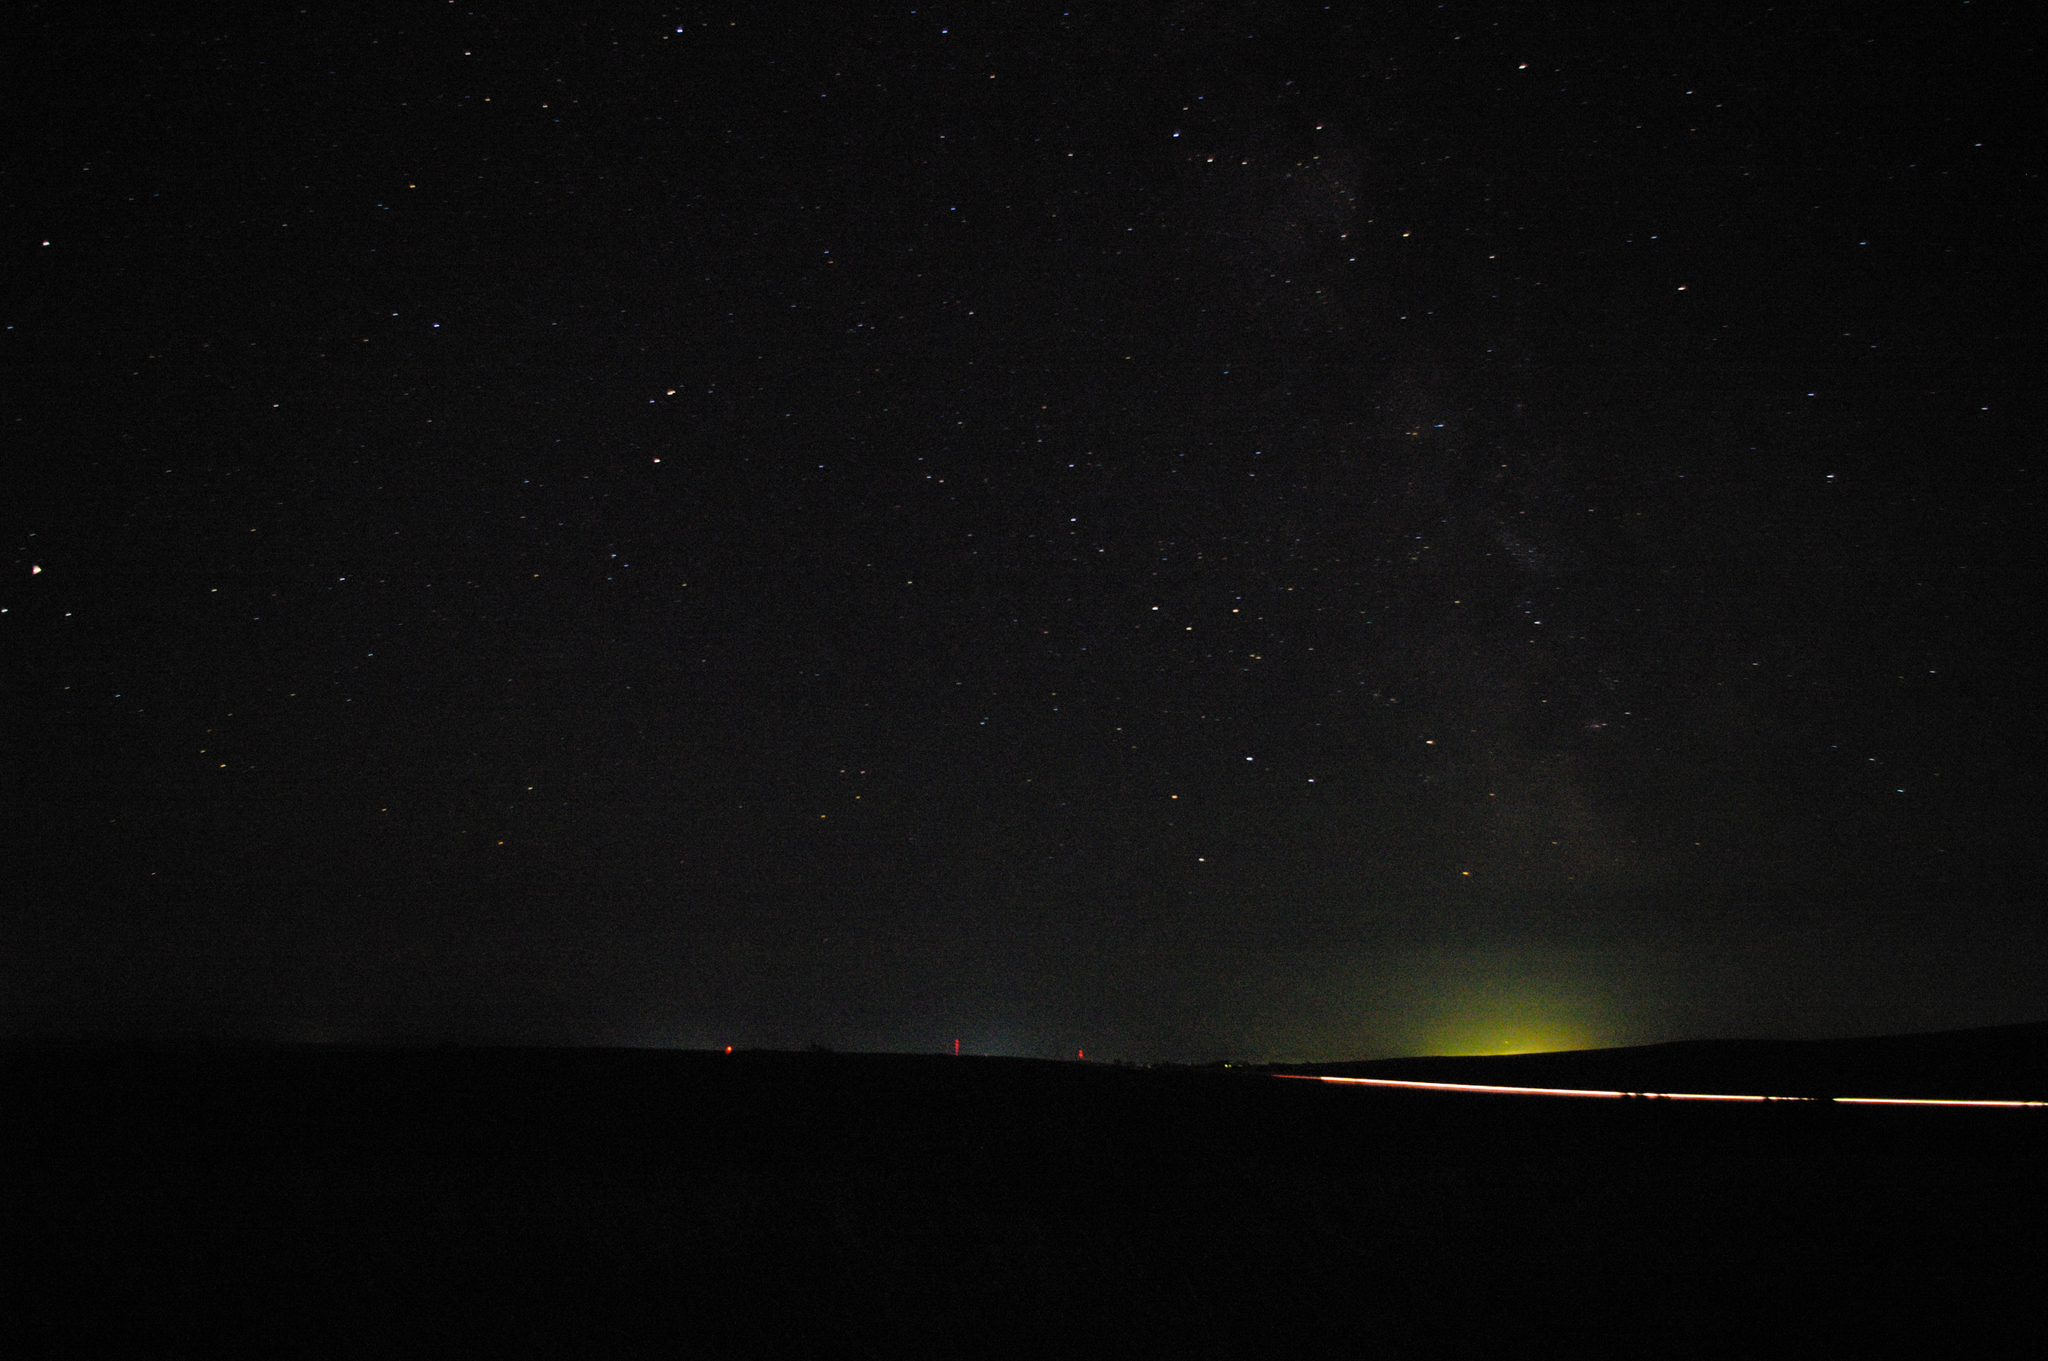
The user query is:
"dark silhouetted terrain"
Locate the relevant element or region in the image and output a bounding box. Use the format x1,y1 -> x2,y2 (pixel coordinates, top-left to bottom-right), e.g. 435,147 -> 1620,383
7,1034 -> 2043,1356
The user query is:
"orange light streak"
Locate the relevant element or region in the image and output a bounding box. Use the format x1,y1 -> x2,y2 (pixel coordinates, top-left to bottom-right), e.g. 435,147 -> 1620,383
1275,1075 -> 2043,1106
1833,1095 -> 2046,1108
1280,1075 -> 1770,1101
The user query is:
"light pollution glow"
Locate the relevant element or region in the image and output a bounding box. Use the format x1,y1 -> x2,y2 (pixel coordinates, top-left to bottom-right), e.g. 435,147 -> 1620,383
1363,951 -> 1623,1058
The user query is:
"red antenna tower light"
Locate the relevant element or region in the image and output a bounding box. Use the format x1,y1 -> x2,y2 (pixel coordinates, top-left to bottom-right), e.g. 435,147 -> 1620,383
952,1038 -> 960,1056
1078,1049 -> 1085,1060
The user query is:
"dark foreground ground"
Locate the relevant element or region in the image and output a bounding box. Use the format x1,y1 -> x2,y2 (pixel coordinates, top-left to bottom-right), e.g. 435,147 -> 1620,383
6,1040 -> 2043,1358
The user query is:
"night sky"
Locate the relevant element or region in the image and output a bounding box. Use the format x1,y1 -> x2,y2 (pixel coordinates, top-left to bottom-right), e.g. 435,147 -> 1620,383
8,2 -> 2040,1059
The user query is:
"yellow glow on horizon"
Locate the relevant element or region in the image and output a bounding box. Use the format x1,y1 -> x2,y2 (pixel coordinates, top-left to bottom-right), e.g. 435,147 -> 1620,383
1424,1023 -> 1596,1058
1377,958 -> 1618,1058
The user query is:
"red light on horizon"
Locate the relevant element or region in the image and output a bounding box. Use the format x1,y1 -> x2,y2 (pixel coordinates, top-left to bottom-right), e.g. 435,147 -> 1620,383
725,1046 -> 732,1054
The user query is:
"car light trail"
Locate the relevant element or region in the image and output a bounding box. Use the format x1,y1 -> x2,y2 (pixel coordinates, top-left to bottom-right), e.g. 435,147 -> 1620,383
1275,1075 -> 2044,1107
1833,1095 -> 2045,1108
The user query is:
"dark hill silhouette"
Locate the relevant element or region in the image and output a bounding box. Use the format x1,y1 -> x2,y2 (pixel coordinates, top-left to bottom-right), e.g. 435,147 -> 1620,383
6,1035 -> 2041,1356
1281,1020 -> 2048,1100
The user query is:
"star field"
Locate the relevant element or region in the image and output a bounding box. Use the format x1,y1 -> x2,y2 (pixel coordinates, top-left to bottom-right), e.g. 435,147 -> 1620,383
6,2 -> 2039,1058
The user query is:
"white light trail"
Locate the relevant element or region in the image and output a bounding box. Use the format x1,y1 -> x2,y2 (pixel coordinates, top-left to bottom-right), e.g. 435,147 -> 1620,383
1834,1095 -> 2046,1108
1275,1075 -> 2044,1107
